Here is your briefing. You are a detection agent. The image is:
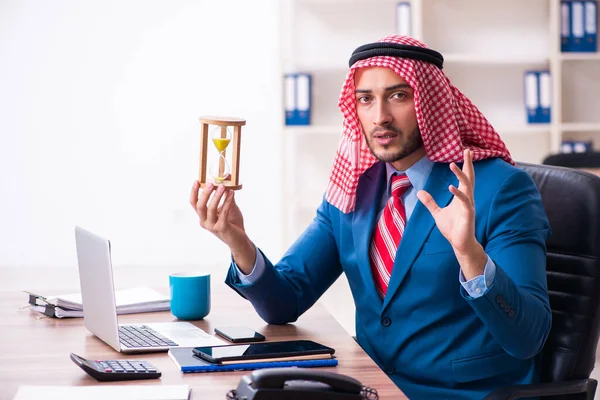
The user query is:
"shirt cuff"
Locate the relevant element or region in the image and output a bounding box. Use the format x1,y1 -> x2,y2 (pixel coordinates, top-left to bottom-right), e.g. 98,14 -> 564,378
459,255 -> 496,298
234,246 -> 265,285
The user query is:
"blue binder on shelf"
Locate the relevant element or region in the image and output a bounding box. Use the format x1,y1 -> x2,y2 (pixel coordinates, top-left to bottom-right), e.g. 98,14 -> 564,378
524,70 -> 551,124
396,2 -> 412,37
284,73 -> 312,126
284,74 -> 296,125
584,0 -> 598,52
572,1 -> 586,51
168,347 -> 338,373
538,71 -> 552,123
524,71 -> 540,123
561,0 -> 572,51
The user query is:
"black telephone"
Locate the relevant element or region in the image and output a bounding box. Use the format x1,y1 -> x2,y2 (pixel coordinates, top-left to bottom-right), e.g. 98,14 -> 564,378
226,367 -> 378,400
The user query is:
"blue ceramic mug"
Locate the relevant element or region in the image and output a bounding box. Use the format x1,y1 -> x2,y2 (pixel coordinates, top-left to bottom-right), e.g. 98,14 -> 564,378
169,272 -> 211,320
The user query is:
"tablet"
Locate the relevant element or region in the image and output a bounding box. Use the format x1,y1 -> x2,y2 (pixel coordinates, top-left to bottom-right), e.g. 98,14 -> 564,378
192,339 -> 335,364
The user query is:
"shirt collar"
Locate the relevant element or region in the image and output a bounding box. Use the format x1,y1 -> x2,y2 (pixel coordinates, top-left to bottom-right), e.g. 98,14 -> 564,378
385,155 -> 434,195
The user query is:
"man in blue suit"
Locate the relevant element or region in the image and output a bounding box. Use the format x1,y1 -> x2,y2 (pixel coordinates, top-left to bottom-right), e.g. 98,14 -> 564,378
190,35 -> 551,399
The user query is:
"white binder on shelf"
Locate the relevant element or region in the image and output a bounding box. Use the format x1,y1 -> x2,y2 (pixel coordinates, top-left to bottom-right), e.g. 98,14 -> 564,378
561,0 -> 572,51
584,0 -> 598,52
396,2 -> 412,37
295,73 -> 312,125
524,71 -> 540,124
572,1 -> 586,51
538,71 -> 551,124
284,74 -> 296,125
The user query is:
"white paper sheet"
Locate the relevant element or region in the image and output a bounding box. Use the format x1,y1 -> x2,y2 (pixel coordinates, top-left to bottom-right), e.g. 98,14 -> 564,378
13,384 -> 190,400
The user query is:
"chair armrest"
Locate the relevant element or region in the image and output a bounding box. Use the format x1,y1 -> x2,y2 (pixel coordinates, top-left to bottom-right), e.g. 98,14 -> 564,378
483,378 -> 597,400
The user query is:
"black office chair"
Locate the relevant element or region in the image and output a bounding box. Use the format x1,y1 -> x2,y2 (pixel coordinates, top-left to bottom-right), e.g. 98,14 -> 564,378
543,152 -> 600,170
485,162 -> 600,400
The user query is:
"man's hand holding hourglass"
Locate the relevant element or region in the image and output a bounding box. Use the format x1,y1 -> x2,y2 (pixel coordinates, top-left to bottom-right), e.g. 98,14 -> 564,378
189,178 -> 256,275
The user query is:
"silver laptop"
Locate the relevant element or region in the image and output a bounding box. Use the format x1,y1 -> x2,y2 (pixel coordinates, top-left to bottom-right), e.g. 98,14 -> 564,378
74,226 -> 225,353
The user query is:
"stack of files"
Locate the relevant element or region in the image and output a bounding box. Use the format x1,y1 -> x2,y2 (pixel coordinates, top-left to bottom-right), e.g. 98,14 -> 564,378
561,0 -> 597,52
168,347 -> 338,373
25,286 -> 170,318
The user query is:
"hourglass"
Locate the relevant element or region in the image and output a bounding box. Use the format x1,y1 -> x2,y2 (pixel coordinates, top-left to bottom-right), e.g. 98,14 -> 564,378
198,116 -> 245,190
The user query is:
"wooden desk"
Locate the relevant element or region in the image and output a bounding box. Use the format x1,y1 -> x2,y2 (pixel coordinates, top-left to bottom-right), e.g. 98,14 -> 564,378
0,267 -> 404,400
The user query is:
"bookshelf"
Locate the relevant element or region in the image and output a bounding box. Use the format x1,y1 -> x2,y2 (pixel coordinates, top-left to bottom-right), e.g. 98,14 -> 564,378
280,0 -> 600,335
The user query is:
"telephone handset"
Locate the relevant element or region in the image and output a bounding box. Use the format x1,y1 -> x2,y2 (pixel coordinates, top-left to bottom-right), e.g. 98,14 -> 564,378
227,367 -> 379,400
252,368 -> 362,393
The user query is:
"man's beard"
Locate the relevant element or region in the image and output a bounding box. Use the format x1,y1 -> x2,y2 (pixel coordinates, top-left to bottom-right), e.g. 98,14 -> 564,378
365,126 -> 424,163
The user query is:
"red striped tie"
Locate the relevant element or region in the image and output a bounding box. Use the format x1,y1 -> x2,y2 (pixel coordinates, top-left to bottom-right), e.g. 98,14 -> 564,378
369,174 -> 412,297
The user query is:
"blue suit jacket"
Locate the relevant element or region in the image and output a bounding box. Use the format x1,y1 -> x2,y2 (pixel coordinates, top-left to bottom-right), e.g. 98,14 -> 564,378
226,158 -> 552,399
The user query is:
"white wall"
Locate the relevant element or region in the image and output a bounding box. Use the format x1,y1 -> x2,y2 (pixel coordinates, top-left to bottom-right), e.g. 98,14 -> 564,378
0,0 -> 283,270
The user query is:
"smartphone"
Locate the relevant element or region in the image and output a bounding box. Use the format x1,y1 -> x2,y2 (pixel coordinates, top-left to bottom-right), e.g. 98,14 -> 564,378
214,326 -> 266,343
192,339 -> 335,364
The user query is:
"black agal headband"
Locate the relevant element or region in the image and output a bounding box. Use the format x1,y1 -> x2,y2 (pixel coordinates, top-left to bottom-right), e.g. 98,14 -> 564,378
349,42 -> 444,70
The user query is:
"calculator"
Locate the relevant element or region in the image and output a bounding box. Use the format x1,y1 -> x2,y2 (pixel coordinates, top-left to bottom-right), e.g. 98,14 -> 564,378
70,353 -> 161,382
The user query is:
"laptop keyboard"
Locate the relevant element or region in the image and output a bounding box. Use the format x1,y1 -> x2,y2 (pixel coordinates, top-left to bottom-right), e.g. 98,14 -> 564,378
119,325 -> 179,348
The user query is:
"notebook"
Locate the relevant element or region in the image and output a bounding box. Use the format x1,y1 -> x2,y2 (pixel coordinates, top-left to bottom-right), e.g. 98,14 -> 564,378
168,347 -> 338,373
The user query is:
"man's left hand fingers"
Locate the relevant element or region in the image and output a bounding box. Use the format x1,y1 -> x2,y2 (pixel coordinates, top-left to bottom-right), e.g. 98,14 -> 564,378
450,162 -> 473,198
417,190 -> 440,216
463,149 -> 475,187
449,185 -> 472,206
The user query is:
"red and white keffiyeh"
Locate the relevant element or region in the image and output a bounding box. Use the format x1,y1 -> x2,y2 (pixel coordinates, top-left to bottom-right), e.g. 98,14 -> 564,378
325,35 -> 513,214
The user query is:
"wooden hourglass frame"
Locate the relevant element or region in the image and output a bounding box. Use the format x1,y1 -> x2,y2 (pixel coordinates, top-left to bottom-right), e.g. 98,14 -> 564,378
198,116 -> 245,190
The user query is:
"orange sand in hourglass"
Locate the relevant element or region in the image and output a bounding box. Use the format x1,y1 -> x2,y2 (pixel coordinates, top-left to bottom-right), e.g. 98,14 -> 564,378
212,138 -> 231,153
212,137 -> 231,182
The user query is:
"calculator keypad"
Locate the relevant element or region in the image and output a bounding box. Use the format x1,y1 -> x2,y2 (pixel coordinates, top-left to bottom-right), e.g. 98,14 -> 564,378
96,360 -> 158,374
